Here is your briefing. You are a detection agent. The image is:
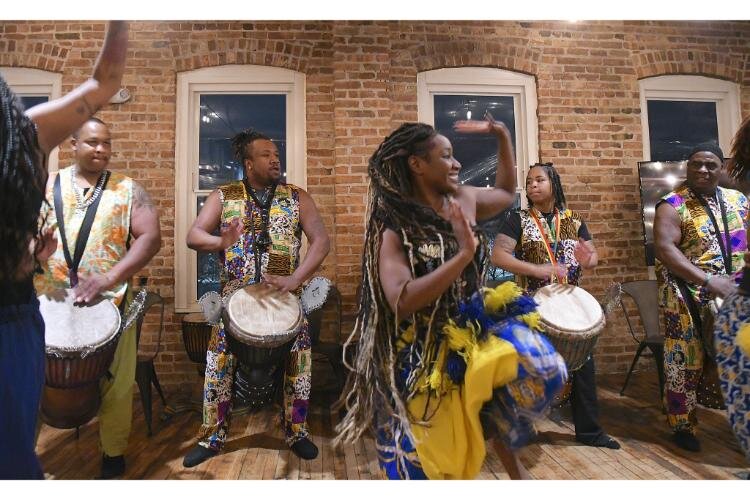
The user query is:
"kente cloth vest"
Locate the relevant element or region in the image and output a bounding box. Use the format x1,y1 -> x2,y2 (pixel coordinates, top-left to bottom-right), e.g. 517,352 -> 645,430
514,208 -> 586,293
218,181 -> 302,295
656,184 -> 747,307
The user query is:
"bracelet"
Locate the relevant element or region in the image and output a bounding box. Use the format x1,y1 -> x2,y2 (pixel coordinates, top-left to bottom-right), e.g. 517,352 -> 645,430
702,274 -> 712,287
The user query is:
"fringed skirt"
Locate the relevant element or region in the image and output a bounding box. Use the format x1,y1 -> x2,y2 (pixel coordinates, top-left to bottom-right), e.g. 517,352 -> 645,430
376,283 -> 567,480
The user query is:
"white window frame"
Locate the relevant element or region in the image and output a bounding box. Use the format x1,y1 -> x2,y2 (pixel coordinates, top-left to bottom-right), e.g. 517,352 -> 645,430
417,67 -> 539,208
1,67 -> 62,171
174,65 -> 306,312
639,75 -> 741,160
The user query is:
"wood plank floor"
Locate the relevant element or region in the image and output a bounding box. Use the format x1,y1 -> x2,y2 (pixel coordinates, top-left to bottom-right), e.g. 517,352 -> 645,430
36,368 -> 750,480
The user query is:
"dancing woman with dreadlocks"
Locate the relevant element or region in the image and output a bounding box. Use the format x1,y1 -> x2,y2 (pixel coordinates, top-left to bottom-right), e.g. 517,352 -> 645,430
714,116 -> 750,470
0,21 -> 128,479
492,162 -> 620,450
336,115 -> 567,480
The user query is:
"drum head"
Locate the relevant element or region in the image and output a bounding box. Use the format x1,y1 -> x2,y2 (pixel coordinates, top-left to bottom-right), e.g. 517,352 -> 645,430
225,284 -> 302,347
39,288 -> 121,354
534,284 -> 603,332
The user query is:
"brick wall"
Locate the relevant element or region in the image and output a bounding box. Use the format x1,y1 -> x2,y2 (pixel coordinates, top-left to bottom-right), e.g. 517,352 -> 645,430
2,20 -> 748,394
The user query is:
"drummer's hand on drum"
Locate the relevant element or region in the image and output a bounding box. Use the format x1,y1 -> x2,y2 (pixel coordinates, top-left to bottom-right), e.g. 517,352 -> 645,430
220,218 -> 243,249
706,275 -> 737,299
263,274 -> 301,294
532,263 -> 567,281
73,272 -> 113,304
448,197 -> 479,260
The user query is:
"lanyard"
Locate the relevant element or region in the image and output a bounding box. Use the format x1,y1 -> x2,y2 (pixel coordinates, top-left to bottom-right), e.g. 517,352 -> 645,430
530,207 -> 566,283
691,188 -> 733,275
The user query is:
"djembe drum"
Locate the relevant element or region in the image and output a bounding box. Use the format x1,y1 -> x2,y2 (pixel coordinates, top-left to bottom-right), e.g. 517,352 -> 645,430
533,284 -> 606,372
223,284 -> 304,409
181,312 -> 213,375
38,289 -> 122,429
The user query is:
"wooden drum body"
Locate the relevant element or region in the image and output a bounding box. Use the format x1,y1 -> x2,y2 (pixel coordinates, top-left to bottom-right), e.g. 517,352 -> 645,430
181,313 -> 213,365
223,284 -> 303,409
38,289 -> 122,429
533,284 -> 605,372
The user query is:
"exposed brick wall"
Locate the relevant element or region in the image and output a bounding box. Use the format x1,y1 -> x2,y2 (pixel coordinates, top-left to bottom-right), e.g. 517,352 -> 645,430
2,20 -> 748,394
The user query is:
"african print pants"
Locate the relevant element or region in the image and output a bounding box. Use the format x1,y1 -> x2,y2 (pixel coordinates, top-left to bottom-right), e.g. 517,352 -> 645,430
197,319 -> 311,451
714,293 -> 750,462
661,300 -> 722,434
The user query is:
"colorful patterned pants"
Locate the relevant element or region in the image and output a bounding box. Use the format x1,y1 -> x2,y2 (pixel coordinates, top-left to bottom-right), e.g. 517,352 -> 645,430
197,319 -> 311,451
714,293 -> 750,462
662,300 -> 714,434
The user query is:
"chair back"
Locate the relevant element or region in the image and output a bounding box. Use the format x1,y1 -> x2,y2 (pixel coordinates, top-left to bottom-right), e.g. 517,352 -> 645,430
619,280 -> 662,343
135,291 -> 166,359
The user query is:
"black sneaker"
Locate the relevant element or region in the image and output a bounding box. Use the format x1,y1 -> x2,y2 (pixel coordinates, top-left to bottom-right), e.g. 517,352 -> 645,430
673,431 -> 701,452
290,437 -> 319,460
97,454 -> 125,479
577,433 -> 621,450
183,445 -> 218,468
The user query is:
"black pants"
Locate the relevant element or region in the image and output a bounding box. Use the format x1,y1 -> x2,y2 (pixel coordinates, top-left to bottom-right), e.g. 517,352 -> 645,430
570,355 -> 605,441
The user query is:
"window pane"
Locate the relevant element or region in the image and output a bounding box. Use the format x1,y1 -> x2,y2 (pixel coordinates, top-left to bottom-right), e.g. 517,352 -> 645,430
196,196 -> 221,299
19,95 -> 48,110
434,95 -> 516,187
433,94 -> 518,283
637,161 -> 687,266
198,94 -> 286,191
647,100 -> 719,161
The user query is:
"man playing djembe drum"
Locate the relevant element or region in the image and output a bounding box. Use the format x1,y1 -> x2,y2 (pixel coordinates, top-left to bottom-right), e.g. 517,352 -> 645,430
492,162 -> 621,450
35,117 -> 162,478
183,128 -> 330,467
654,143 -> 748,452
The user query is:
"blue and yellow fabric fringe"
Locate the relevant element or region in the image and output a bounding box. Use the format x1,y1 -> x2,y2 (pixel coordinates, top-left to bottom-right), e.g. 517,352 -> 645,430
377,282 -> 567,479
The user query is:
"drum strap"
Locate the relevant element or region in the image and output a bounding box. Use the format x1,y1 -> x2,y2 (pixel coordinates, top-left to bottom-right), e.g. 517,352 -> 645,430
243,180 -> 278,280
53,170 -> 111,287
530,208 -> 565,283
691,188 -> 732,275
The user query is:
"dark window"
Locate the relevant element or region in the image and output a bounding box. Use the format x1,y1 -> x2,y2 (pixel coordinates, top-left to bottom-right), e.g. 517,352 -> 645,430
433,94 -> 518,282
198,94 -> 286,191
196,196 -> 221,299
19,95 -> 48,110
647,100 -> 719,161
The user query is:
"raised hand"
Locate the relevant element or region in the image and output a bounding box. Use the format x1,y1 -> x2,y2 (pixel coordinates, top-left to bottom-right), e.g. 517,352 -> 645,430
574,237 -> 595,268
453,111 -> 511,139
447,197 -> 478,257
36,225 -> 58,263
219,218 -> 243,249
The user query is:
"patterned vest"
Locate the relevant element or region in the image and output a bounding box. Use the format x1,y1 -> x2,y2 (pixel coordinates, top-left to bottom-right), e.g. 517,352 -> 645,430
656,184 -> 748,306
35,166 -> 134,307
514,207 -> 586,293
218,181 -> 302,296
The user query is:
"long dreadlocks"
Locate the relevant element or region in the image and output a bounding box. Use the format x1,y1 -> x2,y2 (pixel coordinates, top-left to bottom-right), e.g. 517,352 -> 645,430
334,122 -> 485,447
526,162 -> 567,211
0,76 -> 48,281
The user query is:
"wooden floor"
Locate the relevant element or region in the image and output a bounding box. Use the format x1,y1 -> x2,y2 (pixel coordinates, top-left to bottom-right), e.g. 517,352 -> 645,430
36,367 -> 750,480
